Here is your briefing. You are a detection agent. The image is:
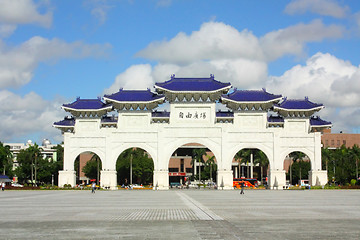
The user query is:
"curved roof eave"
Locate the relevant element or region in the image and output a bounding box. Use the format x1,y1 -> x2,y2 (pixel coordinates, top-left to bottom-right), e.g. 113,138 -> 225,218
53,124 -> 74,128
221,96 -> 282,104
103,96 -> 165,104
273,105 -> 324,112
61,105 -> 113,112
155,85 -> 231,93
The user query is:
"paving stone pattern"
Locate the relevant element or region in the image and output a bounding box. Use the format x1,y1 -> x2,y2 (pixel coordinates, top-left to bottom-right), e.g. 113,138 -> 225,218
0,189 -> 359,239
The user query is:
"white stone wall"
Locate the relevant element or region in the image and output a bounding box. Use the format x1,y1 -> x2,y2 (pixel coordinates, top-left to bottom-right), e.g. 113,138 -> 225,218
59,103 -> 327,190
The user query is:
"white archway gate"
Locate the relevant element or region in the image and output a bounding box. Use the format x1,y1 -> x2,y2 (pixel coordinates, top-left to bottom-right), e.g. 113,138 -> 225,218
55,76 -> 329,189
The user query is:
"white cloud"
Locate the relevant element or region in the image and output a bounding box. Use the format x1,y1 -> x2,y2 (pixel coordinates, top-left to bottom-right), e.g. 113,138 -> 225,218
0,24 -> 17,38
103,64 -> 154,94
0,36 -> 111,89
0,90 -> 65,143
0,0 -> 52,27
284,0 -> 349,18
261,19 -> 344,61
266,52 -> 360,133
267,52 -> 359,107
137,22 -> 265,65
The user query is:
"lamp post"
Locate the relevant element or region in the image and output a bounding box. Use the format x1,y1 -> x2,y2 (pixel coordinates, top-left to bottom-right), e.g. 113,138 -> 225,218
34,153 -> 37,187
130,154 -> 133,185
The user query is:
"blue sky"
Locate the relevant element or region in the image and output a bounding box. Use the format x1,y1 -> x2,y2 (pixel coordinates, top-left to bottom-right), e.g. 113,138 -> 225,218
1,0 -> 360,144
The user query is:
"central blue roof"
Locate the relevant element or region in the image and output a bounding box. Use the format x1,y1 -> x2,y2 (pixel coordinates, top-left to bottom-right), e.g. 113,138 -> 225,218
222,89 -> 282,102
274,97 -> 323,110
104,89 -> 164,102
63,98 -> 112,110
155,75 -> 231,92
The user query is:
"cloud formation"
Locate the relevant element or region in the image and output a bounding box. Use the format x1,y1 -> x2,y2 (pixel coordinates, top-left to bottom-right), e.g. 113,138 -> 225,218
267,52 -> 360,132
284,0 -> 349,18
0,90 -> 65,143
0,0 -> 52,37
0,36 -> 111,89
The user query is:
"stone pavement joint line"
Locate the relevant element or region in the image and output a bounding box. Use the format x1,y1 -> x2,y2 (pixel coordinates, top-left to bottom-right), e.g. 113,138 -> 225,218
105,209 -> 199,221
177,191 -> 224,221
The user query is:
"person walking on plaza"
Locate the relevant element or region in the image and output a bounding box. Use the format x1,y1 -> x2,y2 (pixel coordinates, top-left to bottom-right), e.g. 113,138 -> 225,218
91,182 -> 96,193
240,182 -> 244,195
1,182 -> 5,191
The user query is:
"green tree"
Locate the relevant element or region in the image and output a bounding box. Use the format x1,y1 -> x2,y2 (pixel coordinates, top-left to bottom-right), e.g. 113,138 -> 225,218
234,149 -> 251,178
288,151 -> 306,185
192,148 -> 206,182
291,160 -> 311,184
14,144 -> 43,184
116,148 -> 154,185
253,150 -> 269,182
203,155 -> 217,183
0,142 -> 13,176
82,154 -> 102,184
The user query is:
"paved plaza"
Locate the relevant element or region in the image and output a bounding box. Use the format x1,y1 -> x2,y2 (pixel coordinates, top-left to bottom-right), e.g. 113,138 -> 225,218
0,189 -> 359,239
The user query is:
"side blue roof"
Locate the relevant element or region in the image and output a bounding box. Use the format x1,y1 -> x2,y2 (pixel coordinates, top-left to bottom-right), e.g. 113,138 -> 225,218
53,117 -> 75,127
274,97 -> 323,110
152,111 -> 170,118
222,88 -> 282,102
268,115 -> 284,123
104,89 -> 164,102
310,116 -> 332,126
63,98 -> 111,110
216,111 -> 234,117
155,75 -> 231,92
101,116 -> 117,123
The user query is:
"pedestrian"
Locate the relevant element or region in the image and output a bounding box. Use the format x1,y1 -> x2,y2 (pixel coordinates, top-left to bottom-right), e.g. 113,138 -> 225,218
91,182 -> 96,193
240,182 -> 244,195
1,182 -> 5,191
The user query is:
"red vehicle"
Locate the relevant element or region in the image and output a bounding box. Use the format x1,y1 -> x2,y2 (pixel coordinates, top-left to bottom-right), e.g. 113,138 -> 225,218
233,178 -> 258,189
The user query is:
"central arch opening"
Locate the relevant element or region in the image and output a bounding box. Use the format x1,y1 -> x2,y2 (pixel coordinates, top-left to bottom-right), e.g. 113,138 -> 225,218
168,143 -> 217,188
232,148 -> 269,188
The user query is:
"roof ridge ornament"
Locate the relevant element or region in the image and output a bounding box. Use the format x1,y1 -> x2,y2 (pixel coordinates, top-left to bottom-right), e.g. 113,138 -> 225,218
171,74 -> 175,79
210,74 -> 214,79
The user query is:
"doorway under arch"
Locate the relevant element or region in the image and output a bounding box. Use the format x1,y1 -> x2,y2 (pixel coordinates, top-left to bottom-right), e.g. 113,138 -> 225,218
116,148 -> 154,188
74,151 -> 102,185
168,143 -> 218,188
232,148 -> 270,187
284,151 -> 311,186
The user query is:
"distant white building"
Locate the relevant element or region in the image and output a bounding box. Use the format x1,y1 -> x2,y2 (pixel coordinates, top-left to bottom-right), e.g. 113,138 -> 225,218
54,75 -> 331,190
5,139 -> 58,169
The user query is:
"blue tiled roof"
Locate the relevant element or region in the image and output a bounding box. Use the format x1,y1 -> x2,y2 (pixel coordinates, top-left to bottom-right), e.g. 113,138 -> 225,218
155,75 -> 231,92
53,117 -> 75,126
268,115 -> 284,123
222,89 -> 282,102
104,89 -> 164,102
310,116 -> 332,126
63,98 -> 112,110
216,111 -> 234,117
152,111 -> 170,118
101,116 -> 117,123
274,97 -> 323,110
